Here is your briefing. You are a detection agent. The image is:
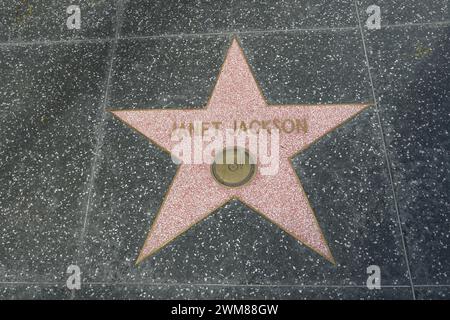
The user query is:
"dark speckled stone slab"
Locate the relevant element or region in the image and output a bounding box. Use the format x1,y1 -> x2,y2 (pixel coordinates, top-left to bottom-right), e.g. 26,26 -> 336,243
121,0 -> 359,37
0,0 -> 117,42
77,284 -> 413,300
239,32 -> 371,104
363,25 -> 450,290
415,286 -> 450,300
356,0 -> 449,26
0,284 -> 72,300
0,42 -> 111,282
109,36 -> 229,109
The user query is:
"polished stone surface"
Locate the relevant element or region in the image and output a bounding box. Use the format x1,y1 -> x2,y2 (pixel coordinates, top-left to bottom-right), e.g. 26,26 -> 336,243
364,25 -> 450,287
76,284 -> 413,300
0,284 -> 71,300
0,42 -> 111,282
357,0 -> 449,26
415,286 -> 450,300
0,0 -> 448,300
0,0 -> 117,42
121,0 -> 358,37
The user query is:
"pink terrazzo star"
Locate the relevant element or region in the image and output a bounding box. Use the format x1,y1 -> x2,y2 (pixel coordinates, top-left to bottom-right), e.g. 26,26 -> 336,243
111,38 -> 370,264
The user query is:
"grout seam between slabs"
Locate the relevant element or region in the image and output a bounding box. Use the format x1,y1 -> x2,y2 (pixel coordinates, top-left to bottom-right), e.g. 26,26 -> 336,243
71,0 -> 125,299
353,0 -> 416,300
0,20 -> 449,47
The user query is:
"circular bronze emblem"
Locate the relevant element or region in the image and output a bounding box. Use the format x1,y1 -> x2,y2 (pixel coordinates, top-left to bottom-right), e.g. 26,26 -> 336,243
211,147 -> 256,188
